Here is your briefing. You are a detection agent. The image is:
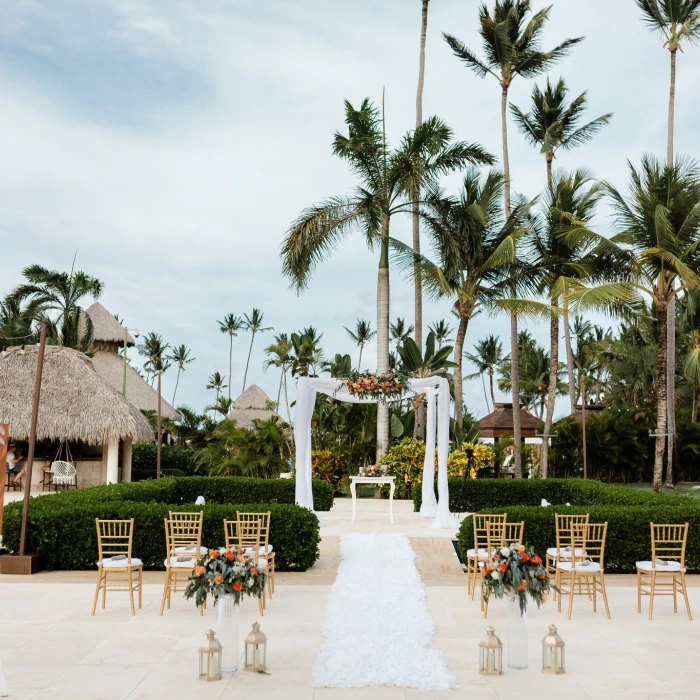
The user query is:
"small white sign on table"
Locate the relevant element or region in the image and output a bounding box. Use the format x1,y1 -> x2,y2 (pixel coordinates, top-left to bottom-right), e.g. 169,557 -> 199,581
349,475 -> 396,525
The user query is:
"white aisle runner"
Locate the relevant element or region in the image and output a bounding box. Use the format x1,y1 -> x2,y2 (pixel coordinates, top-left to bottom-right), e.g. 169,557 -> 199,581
313,533 -> 457,690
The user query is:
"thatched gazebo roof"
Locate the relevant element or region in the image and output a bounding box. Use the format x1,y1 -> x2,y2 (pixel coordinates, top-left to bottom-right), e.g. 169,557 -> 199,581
0,345 -> 154,445
227,384 -> 282,429
479,403 -> 540,439
83,302 -> 135,352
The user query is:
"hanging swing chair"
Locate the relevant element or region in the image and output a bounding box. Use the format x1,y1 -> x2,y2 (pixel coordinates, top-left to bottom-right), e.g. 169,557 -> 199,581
51,442 -> 77,490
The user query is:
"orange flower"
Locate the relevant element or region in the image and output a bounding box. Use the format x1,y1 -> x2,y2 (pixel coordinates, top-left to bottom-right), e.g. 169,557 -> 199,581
520,553 -> 530,563
214,574 -> 223,584
237,546 -> 243,555
209,549 -> 220,559
536,573 -> 545,580
251,568 -> 259,576
531,555 -> 542,565
481,566 -> 489,577
517,544 -> 525,553
233,581 -> 242,591
499,562 -> 507,573
225,550 -> 234,561
542,593 -> 549,603
194,565 -> 206,576
486,561 -> 495,572
517,581 -> 528,591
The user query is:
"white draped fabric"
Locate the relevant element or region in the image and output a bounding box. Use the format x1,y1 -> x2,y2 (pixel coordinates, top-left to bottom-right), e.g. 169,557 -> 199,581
294,376 -> 459,530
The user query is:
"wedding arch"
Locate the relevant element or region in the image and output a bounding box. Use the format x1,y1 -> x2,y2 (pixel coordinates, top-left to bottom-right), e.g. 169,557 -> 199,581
293,375 -> 459,529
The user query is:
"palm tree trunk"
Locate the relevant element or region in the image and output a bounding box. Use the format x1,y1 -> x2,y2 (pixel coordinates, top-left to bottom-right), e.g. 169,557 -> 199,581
453,312 -> 469,426
376,224 -> 391,459
481,374 -> 490,414
242,332 -> 255,393
563,298 -> 576,412
276,371 -> 283,407
692,379 -> 698,423
501,83 -> 511,214
172,367 -> 181,405
489,371 -> 496,408
546,152 -> 553,185
228,335 -> 233,400
157,371 -> 162,479
541,305 -> 559,479
510,310 -> 522,478
654,301 -> 669,493
667,48 -> 676,167
358,344 -> 363,372
666,293 -> 676,488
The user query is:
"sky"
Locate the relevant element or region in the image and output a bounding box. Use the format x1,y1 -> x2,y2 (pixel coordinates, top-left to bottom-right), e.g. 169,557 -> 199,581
0,0 -> 698,422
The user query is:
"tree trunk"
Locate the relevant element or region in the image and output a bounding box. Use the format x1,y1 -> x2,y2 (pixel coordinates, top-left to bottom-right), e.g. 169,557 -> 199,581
412,0 -> 430,353
510,311 -> 522,478
692,380 -> 698,423
666,292 -> 676,488
501,83 -> 511,214
172,367 -> 181,405
228,335 -> 233,400
489,371 -> 496,407
358,344 -> 363,372
242,333 -> 255,393
376,226 -> 391,459
277,370 -> 283,407
546,152 -> 553,185
541,304 -> 559,479
667,48 -> 676,168
581,374 -> 587,479
654,301 -> 669,493
453,312 -> 469,426
563,298 -> 576,413
157,371 -> 162,479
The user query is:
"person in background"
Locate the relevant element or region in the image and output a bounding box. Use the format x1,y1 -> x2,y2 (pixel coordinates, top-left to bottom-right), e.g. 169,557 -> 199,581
7,443 -> 24,485
40,454 -> 54,485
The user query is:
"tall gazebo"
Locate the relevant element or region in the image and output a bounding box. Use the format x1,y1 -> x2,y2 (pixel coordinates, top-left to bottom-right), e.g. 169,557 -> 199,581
478,403 -> 540,439
227,385 -> 283,428
0,344 -> 153,487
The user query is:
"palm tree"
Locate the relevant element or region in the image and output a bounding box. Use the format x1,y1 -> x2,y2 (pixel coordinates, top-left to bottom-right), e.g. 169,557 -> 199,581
139,332 -> 171,478
605,156 -> 700,492
393,168 -> 532,428
465,334 -> 505,411
167,344 -> 195,405
636,0 -> 700,487
0,295 -> 46,346
412,0 -> 432,352
390,317 -> 415,352
510,77 -> 613,183
281,97 -> 493,457
241,309 -> 272,393
344,319 -> 377,370
206,371 -> 228,408
428,319 -> 454,348
263,333 -> 294,425
218,313 -> 243,400
445,0 -> 582,477
290,328 -> 325,378
11,263 -> 103,348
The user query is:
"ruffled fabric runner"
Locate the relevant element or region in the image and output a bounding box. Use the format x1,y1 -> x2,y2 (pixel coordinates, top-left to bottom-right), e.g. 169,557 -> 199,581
313,533 -> 457,690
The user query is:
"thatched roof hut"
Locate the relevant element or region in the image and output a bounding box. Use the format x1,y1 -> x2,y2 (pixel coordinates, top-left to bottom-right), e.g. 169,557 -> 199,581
479,403 -> 540,439
83,302 -> 135,352
0,344 -> 153,445
227,384 -> 283,429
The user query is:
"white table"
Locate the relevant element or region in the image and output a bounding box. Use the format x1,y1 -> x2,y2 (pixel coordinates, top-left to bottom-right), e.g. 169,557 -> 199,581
349,476 -> 396,525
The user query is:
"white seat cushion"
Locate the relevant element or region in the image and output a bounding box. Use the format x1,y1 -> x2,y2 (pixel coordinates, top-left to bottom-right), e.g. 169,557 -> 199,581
467,548 -> 489,558
547,547 -> 585,559
173,546 -> 207,555
165,557 -> 197,568
244,544 -> 273,556
557,561 -> 601,573
636,560 -> 684,573
99,557 -> 142,568
257,559 -> 269,569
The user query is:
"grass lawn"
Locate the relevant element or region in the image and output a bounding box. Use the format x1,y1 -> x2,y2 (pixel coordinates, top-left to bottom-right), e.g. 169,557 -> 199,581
622,482 -> 700,498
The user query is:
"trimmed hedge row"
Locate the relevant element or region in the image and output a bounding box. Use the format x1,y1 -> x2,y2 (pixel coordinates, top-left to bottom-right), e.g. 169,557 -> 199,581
413,478 -> 685,513
457,505 -> 700,573
2,499 -> 320,572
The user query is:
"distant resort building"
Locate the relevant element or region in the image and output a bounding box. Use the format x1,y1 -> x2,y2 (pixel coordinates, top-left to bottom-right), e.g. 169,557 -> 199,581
84,302 -> 180,422
478,402 -> 541,440
227,384 -> 283,429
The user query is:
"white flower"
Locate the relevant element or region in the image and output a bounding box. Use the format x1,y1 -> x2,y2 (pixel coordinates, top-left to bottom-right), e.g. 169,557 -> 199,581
500,547 -> 511,557
491,571 -> 500,580
566,502 -> 571,506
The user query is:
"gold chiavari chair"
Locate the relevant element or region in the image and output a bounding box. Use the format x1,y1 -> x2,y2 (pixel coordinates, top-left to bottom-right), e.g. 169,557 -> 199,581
237,511 -> 275,598
636,523 -> 692,621
556,522 -> 611,620
228,518 -> 266,616
546,514 -> 590,584
467,514 -> 508,600
503,521 -> 525,547
92,519 -> 143,616
161,515 -> 205,616
481,519 -> 511,619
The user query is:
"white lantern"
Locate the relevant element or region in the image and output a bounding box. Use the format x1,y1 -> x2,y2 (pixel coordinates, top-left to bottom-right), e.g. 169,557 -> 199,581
542,624 -> 565,675
479,626 -> 503,676
198,629 -> 222,681
244,622 -> 267,673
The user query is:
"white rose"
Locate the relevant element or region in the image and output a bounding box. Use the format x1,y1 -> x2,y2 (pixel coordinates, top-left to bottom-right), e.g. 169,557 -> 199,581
491,571 -> 500,580
500,547 -> 511,557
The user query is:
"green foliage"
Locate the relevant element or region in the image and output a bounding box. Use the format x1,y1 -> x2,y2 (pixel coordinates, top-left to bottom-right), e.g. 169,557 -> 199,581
312,450 -> 348,492
132,444 -> 200,480
414,477 -> 683,513
377,438 -> 426,499
458,504 -> 700,573
447,442 -> 494,478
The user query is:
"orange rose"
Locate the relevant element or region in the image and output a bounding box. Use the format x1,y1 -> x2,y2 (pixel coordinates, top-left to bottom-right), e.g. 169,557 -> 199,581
237,546 -> 243,555
251,568 -> 259,576
536,573 -> 545,580
209,549 -> 220,559
517,581 -> 528,591
225,550 -> 234,561
499,562 -> 507,573
214,574 -> 223,584
520,553 -> 530,562
486,561 -> 494,572
233,581 -> 242,591
194,565 -> 206,576
531,555 -> 542,565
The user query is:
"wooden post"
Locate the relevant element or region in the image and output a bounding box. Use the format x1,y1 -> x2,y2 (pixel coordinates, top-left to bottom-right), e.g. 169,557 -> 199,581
19,318 -> 48,557
581,374 -> 587,480
0,423 -> 8,537
157,371 -> 162,479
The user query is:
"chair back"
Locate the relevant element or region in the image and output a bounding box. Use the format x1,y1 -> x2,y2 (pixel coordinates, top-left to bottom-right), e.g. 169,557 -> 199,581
485,519 -> 508,555
52,461 -> 76,485
96,519 -> 134,562
473,514 -> 507,552
555,513 -> 590,554
503,521 -> 525,546
223,519 -> 237,550
233,518 -> 262,557
582,522 -> 608,568
651,522 -> 689,568
164,514 -> 203,557
237,511 -> 271,551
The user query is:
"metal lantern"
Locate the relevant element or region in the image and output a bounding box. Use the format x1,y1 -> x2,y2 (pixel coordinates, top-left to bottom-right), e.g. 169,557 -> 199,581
244,622 -> 267,673
198,629 -> 222,682
478,626 -> 503,676
541,624 -> 566,675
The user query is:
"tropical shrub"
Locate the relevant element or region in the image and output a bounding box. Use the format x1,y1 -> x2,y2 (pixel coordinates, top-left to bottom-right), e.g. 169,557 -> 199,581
312,450 -> 348,493
447,442 -> 494,479
377,437 -> 426,499
132,443 -> 200,480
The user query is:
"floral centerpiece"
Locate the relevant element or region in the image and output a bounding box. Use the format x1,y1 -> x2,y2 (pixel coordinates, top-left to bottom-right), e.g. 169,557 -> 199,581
339,370 -> 409,402
360,465 -> 384,477
481,542 -> 555,613
185,548 -> 268,607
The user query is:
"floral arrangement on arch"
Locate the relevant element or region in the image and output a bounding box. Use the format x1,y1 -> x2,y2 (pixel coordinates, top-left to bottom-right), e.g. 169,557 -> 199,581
446,442 -> 494,479
339,370 -> 410,402
481,542 -> 555,613
184,548 -> 267,608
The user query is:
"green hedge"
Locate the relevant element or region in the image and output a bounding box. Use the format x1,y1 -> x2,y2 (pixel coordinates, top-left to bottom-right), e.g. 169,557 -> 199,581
457,505 -> 700,573
413,478 -> 684,513
1,500 -> 319,571
132,444 -> 201,479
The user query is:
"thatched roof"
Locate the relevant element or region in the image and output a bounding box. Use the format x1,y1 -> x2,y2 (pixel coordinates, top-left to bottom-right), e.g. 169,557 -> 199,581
479,403 -> 540,438
571,404 -> 604,424
90,350 -> 180,421
227,384 -> 282,429
0,345 -> 153,445
83,302 -> 135,351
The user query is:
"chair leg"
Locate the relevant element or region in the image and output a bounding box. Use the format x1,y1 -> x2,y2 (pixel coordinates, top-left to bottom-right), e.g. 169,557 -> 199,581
556,569 -> 563,614
271,556 -> 275,596
160,570 -> 171,616
138,568 -> 143,609
681,572 -> 693,621
636,570 -> 642,613
469,559 -> 476,600
649,571 -> 656,620
102,572 -> 107,609
92,569 -> 103,616
258,594 -> 264,616
673,573 -> 678,614
568,572 -> 576,620
127,568 -> 136,616
600,573 -> 611,620
592,575 -> 597,613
